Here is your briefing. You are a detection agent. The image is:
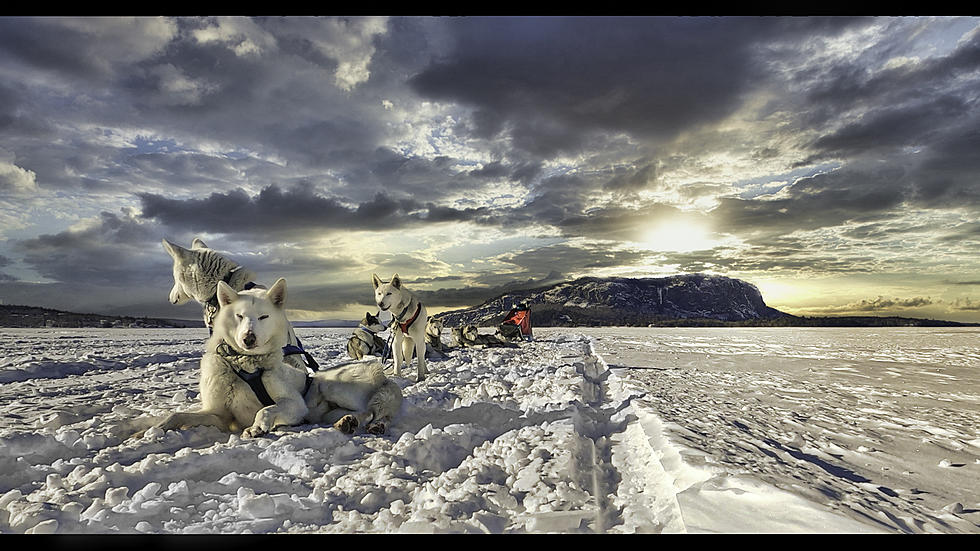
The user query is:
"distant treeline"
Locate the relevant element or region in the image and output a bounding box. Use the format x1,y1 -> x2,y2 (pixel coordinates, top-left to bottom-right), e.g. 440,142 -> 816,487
0,304 -> 203,329
544,315 -> 978,328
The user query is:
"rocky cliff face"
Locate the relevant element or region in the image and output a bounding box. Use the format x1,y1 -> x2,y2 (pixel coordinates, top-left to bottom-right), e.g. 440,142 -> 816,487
437,273 -> 787,327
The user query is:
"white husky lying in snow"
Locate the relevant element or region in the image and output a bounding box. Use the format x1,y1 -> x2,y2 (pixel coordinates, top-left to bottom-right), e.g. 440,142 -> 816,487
154,275 -> 402,437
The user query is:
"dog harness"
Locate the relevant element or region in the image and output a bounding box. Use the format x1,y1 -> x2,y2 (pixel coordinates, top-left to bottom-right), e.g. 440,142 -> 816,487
395,302 -> 423,334
216,341 -> 314,408
350,324 -> 387,354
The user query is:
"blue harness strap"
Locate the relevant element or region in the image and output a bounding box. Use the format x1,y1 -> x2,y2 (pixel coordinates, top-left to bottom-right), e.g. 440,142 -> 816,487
282,336 -> 320,372
282,335 -> 318,397
233,367 -> 276,407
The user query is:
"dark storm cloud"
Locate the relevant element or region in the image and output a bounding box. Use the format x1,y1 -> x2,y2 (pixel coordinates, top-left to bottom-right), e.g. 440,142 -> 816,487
788,22 -> 980,213
134,167 -> 710,249
0,254 -> 13,282
12,210 -> 171,287
909,124 -> 980,208
137,183 -> 497,238
0,17 -> 401,197
327,148 -> 525,204
711,162 -> 914,242
0,17 -> 172,80
408,16 -> 863,156
804,95 -> 972,163
803,20 -> 980,117
603,161 -> 661,194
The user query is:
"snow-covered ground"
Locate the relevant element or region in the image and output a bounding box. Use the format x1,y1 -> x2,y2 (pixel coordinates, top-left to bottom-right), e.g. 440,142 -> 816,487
0,325 -> 977,534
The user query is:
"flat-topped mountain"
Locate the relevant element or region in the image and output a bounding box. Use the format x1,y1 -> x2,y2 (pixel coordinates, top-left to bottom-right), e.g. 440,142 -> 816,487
437,273 -> 788,328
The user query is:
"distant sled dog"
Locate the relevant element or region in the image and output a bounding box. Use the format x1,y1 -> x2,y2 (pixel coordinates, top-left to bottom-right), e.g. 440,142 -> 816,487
347,311 -> 388,360
453,324 -> 517,348
154,278 -> 402,436
425,317 -> 448,359
162,238 -> 313,374
373,273 -> 428,382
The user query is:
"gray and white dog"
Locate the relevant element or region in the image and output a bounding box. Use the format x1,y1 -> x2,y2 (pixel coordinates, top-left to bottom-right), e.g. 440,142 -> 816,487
347,311 -> 388,360
424,317 -> 449,359
453,324 -> 517,348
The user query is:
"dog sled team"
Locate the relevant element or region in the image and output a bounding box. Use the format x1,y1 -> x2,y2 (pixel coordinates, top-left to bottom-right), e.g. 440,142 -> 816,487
152,238 -> 532,440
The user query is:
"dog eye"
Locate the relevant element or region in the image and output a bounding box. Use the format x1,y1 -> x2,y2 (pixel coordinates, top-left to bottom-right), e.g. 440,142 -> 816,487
258,315 -> 269,320
235,314 -> 243,320
386,292 -> 392,296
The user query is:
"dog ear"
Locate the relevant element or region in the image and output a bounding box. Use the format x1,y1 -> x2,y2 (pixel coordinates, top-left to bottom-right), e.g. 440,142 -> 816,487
267,278 -> 287,308
216,280 -> 238,308
162,239 -> 192,261
372,273 -> 382,289
391,273 -> 401,288
191,238 -> 208,250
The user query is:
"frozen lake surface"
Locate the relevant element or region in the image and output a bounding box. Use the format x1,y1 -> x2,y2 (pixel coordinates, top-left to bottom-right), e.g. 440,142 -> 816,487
0,326 -> 976,534
586,326 -> 980,533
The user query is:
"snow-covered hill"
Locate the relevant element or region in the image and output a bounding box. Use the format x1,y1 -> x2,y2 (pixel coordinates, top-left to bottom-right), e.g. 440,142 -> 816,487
438,273 -> 786,328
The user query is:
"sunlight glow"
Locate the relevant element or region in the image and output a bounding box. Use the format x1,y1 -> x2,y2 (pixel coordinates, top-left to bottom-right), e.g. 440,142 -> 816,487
641,219 -> 718,253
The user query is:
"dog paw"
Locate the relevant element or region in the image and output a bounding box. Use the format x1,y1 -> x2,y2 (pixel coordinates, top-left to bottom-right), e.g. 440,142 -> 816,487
242,426 -> 267,439
334,415 -> 358,434
366,421 -> 387,435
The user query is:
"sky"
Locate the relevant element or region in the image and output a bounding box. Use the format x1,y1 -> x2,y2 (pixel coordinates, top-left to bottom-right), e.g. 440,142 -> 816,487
1,15 -> 979,323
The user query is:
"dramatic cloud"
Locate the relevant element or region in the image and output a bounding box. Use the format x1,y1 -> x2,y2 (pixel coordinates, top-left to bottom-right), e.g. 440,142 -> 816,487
0,160 -> 36,194
408,17 -> 862,156
0,16 -> 978,321
136,184 -> 496,240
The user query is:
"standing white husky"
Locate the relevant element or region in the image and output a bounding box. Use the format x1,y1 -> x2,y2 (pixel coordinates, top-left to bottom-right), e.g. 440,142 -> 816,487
162,238 -> 314,374
155,278 -> 402,436
373,273 -> 428,382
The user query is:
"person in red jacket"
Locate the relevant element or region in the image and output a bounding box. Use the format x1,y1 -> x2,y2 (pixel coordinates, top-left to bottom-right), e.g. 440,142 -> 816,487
497,301 -> 533,342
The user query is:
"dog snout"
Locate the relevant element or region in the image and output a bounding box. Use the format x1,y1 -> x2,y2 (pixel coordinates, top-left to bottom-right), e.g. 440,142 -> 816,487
243,331 -> 257,348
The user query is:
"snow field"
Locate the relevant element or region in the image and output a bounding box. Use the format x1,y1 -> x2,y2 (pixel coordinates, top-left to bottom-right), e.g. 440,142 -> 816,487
589,326 -> 980,534
0,328 -> 643,533
2,326 -> 976,534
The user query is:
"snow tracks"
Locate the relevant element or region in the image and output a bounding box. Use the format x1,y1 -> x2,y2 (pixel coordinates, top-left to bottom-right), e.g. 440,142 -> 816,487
0,328 -> 684,534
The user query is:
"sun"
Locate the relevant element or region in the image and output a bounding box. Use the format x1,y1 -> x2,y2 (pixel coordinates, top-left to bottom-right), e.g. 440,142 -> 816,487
641,219 -> 718,253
